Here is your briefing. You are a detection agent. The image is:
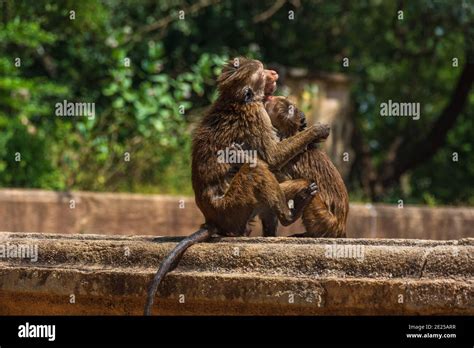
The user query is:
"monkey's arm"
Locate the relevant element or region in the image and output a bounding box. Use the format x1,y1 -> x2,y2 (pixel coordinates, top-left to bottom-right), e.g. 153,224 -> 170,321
267,123 -> 330,170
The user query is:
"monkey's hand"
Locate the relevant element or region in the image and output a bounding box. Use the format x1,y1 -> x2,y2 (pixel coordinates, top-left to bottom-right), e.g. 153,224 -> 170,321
308,123 -> 330,143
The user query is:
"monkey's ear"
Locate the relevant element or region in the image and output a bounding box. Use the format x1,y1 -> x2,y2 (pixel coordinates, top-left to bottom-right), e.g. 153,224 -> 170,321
243,86 -> 254,103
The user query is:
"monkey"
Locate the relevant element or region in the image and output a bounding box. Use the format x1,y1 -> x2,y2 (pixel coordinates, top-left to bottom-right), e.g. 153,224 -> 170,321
262,96 -> 349,238
144,58 -> 330,315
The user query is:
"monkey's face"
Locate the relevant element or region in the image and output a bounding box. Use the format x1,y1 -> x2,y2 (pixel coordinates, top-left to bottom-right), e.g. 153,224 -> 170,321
265,96 -> 307,138
263,69 -> 278,97
217,57 -> 278,103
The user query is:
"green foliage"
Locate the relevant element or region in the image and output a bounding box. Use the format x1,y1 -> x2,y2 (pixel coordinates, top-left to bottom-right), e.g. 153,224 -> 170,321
0,0 -> 472,205
0,0 -> 225,193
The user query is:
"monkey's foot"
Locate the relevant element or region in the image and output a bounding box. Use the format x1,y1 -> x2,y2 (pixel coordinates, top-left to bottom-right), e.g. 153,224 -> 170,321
291,182 -> 318,220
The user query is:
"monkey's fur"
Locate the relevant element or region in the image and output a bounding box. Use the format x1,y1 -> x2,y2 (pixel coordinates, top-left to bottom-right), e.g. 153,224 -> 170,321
265,96 -> 349,238
144,58 -> 330,315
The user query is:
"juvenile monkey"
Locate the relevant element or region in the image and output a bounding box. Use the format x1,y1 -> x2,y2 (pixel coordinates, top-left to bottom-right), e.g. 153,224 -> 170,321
144,58 -> 330,315
264,96 -> 349,238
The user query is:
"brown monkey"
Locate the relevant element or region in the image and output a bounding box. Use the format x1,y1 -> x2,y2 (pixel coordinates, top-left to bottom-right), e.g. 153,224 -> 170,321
144,58 -> 330,315
264,96 -> 349,238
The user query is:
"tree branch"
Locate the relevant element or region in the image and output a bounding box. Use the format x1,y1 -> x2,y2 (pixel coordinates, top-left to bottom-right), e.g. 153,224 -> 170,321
381,56 -> 474,187
350,110 -> 379,200
124,0 -> 220,44
253,0 -> 287,23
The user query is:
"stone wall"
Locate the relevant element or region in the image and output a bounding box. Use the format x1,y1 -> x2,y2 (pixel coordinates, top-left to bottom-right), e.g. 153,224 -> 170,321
0,189 -> 472,239
0,232 -> 471,315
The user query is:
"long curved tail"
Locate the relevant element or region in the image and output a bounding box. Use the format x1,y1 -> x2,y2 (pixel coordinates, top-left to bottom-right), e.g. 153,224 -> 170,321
144,227 -> 212,315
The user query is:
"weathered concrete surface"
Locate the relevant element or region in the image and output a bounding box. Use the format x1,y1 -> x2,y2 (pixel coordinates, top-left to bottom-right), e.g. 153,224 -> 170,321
0,232 -> 472,315
1,189 -> 473,239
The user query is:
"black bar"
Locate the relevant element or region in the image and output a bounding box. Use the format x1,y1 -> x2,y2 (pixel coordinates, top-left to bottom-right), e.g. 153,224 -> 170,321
0,316 -> 472,346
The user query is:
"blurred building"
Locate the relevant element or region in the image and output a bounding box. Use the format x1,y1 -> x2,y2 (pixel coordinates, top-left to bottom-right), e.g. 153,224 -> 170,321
277,67 -> 353,181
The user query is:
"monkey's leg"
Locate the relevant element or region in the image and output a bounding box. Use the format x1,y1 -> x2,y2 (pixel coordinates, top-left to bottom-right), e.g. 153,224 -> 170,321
279,179 -> 319,225
212,162 -> 316,234
291,197 -> 345,238
260,209 -> 278,237
232,144 -> 313,236
259,173 -> 317,227
267,123 -> 330,170
259,179 -> 318,236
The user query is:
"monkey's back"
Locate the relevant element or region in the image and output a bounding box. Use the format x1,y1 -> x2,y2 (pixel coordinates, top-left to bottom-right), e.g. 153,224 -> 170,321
191,101 -> 277,226
286,147 -> 349,237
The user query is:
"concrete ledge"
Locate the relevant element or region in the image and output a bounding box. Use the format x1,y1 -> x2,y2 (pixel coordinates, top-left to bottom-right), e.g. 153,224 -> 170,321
0,232 -> 472,315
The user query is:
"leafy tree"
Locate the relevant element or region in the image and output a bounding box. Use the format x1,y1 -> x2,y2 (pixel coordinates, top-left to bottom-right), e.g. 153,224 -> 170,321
0,0 -> 472,205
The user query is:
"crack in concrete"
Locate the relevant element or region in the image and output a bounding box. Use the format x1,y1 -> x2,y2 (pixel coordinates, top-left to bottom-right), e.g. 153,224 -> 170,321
418,249 -> 432,279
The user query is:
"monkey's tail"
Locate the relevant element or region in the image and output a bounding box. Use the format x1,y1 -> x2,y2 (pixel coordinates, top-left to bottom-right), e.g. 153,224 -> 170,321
144,227 -> 212,316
